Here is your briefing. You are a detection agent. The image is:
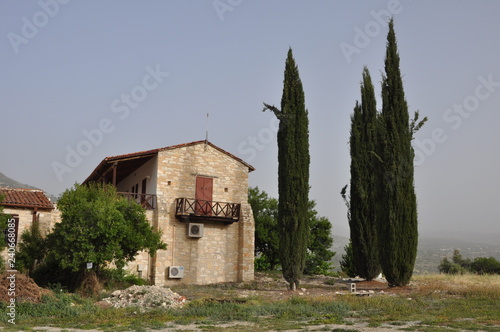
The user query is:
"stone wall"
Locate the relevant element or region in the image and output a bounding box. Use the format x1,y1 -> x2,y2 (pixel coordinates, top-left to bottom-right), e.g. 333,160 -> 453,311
0,206 -> 56,270
153,143 -> 255,285
124,209 -> 156,281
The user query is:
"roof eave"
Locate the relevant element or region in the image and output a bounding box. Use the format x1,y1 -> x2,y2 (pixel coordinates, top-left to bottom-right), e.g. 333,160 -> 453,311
1,203 -> 54,210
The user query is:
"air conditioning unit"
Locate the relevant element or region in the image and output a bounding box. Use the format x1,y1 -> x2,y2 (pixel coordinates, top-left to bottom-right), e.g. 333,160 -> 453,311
188,223 -> 204,238
168,266 -> 184,278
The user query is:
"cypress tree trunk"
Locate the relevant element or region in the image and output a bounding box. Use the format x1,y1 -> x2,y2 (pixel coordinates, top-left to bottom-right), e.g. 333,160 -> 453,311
349,67 -> 381,280
377,19 -> 418,287
264,48 -> 310,291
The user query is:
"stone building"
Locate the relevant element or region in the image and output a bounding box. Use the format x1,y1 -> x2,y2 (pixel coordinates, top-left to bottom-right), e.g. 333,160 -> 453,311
83,140 -> 255,285
0,187 -> 58,266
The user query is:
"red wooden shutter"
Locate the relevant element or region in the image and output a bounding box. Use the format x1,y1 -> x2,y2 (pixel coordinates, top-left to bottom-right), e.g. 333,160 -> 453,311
195,176 -> 213,215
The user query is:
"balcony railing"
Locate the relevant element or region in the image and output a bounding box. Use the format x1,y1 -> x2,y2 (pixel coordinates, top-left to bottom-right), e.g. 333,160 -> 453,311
175,198 -> 240,223
118,192 -> 157,210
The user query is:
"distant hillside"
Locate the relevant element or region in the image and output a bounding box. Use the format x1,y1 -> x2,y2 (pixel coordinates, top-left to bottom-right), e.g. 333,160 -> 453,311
0,171 -> 40,190
330,234 -> 500,275
0,171 -> 58,202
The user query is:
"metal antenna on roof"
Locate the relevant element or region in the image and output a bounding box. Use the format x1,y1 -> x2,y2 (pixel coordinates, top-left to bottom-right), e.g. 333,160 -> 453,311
205,112 -> 209,150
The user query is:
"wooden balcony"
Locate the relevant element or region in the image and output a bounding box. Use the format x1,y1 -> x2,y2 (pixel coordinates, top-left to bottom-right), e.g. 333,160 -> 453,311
118,192 -> 157,210
175,198 -> 240,224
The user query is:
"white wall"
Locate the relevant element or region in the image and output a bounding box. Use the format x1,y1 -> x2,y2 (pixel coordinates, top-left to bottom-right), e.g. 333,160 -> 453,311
116,156 -> 158,195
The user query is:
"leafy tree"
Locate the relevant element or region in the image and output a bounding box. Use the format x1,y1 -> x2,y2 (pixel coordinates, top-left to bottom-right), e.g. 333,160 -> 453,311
376,19 -> 424,286
0,194 -> 8,272
249,187 -> 334,276
438,257 -> 466,275
348,67 -> 381,280
340,239 -> 357,278
15,219 -> 47,276
248,186 -> 280,270
439,249 -> 500,275
263,48 -> 310,290
471,257 -> 500,275
304,201 -> 335,275
0,195 -> 7,245
47,183 -> 166,278
451,249 -> 471,270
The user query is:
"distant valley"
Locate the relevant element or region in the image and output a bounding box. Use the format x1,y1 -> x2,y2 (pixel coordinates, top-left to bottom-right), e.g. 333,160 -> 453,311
332,234 -> 500,274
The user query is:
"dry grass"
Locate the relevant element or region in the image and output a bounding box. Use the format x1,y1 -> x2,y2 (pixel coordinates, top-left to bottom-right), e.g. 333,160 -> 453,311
78,270 -> 103,297
412,273 -> 500,298
2,273 -> 500,331
340,274 -> 500,330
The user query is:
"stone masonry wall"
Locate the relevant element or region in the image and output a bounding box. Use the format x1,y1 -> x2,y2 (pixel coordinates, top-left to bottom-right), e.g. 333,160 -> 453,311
153,142 -> 255,285
1,207 -> 56,270
124,209 -> 155,282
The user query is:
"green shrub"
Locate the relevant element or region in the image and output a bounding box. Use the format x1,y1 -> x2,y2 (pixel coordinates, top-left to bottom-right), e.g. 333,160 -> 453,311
439,257 -> 466,275
32,259 -> 81,291
100,268 -> 148,290
340,240 -> 357,278
470,257 -> 500,275
439,250 -> 500,275
15,219 -> 47,276
254,256 -> 272,271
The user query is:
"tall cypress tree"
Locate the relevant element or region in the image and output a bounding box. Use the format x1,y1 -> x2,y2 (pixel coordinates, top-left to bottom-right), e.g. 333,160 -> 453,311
377,18 -> 418,286
349,67 -> 381,280
263,48 -> 310,291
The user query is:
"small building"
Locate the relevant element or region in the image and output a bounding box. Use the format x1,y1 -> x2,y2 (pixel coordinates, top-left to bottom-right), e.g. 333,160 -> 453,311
83,140 -> 255,285
0,187 -> 58,267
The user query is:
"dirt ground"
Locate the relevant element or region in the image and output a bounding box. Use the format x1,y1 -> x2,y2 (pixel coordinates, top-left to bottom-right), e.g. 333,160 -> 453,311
160,273 -> 419,331
174,272 -> 413,302
0,272 -> 416,332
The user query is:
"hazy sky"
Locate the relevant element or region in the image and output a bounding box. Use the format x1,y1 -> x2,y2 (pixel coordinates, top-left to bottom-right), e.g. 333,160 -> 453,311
2,1 -> 499,242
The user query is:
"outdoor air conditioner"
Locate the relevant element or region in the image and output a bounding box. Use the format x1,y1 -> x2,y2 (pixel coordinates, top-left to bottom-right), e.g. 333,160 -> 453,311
168,266 -> 184,279
188,223 -> 204,238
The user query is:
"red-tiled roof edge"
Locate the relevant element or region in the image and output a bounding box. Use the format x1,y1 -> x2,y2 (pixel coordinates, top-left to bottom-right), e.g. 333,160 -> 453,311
84,140 -> 255,184
0,187 -> 54,210
83,148 -> 161,184
105,147 -> 161,161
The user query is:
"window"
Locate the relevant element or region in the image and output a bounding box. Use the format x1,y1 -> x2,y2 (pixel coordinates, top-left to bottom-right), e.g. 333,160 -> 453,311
131,183 -> 139,199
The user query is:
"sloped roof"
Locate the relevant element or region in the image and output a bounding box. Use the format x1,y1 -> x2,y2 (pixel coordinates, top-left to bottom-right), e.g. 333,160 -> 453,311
0,187 -> 54,210
83,140 -> 255,184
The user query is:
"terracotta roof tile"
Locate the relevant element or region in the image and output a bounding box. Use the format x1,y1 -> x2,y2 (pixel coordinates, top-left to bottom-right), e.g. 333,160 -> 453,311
84,140 -> 255,184
0,188 -> 54,210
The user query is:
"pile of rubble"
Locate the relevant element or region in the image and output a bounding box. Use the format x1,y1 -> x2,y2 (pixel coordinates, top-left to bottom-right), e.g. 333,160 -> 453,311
101,285 -> 187,310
